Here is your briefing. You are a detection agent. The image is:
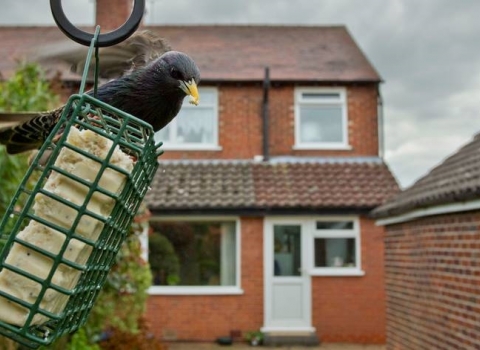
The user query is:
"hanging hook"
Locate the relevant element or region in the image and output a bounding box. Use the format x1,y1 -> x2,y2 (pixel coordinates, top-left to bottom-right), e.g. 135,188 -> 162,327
49,0 -> 145,47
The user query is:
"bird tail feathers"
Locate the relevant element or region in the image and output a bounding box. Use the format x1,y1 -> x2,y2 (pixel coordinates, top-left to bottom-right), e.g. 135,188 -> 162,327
0,113 -> 53,154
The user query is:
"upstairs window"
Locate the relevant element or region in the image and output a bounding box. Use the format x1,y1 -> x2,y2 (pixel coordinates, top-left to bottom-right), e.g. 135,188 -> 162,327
155,87 -> 219,150
294,88 -> 349,149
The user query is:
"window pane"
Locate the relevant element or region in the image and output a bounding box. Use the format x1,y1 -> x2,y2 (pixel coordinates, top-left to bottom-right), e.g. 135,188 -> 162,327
154,88 -> 217,146
176,107 -> 214,143
274,225 -> 301,276
314,238 -> 356,268
149,221 -> 236,286
184,90 -> 215,105
316,221 -> 354,230
299,105 -> 343,143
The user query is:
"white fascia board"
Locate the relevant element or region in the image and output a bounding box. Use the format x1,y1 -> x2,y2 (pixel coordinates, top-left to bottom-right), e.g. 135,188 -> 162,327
375,198 -> 480,226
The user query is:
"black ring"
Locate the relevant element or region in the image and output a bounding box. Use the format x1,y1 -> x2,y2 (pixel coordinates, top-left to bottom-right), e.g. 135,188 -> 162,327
50,0 -> 145,47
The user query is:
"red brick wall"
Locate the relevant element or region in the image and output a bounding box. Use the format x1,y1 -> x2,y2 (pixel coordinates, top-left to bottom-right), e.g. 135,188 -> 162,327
96,0 -> 133,30
146,217 -> 264,341
384,212 -> 480,349
162,83 -> 379,160
311,216 -> 386,343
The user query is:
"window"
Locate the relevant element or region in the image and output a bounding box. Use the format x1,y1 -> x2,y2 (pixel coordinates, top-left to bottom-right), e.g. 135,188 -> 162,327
148,218 -> 241,294
274,225 -> 301,276
294,88 -> 349,149
311,218 -> 364,276
155,88 -> 219,149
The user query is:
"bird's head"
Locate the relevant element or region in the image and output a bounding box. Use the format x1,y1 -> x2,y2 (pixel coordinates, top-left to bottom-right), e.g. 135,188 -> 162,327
153,51 -> 201,106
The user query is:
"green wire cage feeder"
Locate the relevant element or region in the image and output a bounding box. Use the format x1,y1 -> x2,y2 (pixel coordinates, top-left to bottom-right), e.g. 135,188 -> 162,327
0,2 -> 161,347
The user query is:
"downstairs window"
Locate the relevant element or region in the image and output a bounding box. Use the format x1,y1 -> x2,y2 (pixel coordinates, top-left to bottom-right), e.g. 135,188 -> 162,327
148,219 -> 241,294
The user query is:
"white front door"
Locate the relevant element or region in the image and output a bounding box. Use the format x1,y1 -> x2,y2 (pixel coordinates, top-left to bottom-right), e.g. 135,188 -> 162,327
263,219 -> 314,332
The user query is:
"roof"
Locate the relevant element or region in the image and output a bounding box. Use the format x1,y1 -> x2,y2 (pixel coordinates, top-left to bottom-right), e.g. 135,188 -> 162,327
372,133 -> 480,219
145,158 -> 399,215
0,25 -> 381,83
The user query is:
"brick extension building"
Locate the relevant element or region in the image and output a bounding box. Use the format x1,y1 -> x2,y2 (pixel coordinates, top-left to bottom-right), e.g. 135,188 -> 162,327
0,1 -> 399,345
373,133 -> 480,349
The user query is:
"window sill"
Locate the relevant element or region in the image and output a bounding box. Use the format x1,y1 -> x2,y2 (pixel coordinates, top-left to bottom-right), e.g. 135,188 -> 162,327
148,286 -> 244,295
309,269 -> 365,277
160,145 -> 223,151
293,144 -> 352,151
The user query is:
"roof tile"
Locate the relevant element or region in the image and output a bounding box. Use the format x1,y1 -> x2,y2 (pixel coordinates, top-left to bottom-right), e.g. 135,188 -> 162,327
0,25 -> 381,82
145,159 -> 398,212
373,133 -> 480,218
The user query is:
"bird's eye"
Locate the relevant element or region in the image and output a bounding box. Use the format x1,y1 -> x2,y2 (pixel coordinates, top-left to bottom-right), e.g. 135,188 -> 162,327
170,68 -> 182,80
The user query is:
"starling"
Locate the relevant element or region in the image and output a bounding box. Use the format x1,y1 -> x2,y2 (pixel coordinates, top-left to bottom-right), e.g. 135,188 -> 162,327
0,31 -> 200,155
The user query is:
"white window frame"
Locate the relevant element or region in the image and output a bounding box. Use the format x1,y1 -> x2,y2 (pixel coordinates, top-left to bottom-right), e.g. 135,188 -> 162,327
294,87 -> 350,150
147,216 -> 243,295
156,87 -> 221,150
309,216 -> 364,276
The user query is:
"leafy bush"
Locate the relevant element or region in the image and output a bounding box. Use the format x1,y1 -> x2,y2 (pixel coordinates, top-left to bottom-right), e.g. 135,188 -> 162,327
66,329 -> 101,350
0,63 -> 59,347
0,62 -> 59,112
77,204 -> 155,348
0,62 -> 59,227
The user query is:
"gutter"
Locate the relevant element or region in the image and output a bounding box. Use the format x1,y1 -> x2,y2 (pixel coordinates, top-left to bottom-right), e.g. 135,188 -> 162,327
149,206 -> 375,217
375,198 -> 480,226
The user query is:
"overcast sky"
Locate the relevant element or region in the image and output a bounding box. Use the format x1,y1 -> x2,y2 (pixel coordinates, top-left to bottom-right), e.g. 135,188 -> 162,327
2,0 -> 480,188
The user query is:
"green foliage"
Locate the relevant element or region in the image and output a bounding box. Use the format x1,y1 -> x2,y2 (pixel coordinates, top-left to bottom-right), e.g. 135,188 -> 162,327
0,63 -> 59,349
0,147 -> 28,215
81,205 -> 153,346
245,330 -> 264,346
66,329 -> 101,350
0,62 -> 59,237
85,232 -> 153,336
0,62 -> 59,112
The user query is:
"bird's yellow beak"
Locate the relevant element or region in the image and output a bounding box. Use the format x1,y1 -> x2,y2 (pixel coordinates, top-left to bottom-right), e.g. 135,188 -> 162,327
180,79 -> 200,105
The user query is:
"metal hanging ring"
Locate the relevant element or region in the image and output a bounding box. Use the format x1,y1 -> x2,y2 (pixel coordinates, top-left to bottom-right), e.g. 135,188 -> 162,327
50,0 -> 145,47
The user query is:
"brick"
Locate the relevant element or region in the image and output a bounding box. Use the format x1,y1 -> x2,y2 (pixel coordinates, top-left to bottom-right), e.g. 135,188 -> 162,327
96,0 -> 133,30
383,212 -> 480,349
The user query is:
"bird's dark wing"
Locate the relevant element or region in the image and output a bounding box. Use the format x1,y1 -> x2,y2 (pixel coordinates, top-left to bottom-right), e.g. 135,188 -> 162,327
0,108 -> 63,154
35,30 -> 171,80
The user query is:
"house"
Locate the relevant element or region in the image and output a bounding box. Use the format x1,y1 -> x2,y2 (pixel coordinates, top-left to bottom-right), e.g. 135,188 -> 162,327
0,1 -> 399,345
138,24 -> 398,345
373,133 -> 480,349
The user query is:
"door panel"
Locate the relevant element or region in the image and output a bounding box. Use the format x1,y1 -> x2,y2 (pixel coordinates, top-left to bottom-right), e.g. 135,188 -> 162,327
264,221 -> 312,331
272,283 -> 305,319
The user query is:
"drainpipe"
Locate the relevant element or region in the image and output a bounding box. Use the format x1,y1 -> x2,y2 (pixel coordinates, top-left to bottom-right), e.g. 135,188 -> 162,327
377,85 -> 385,159
262,67 -> 270,162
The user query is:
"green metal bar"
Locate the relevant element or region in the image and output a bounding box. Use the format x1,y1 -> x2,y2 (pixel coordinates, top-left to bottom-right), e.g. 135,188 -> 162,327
79,26 -> 101,94
94,44 -> 100,97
